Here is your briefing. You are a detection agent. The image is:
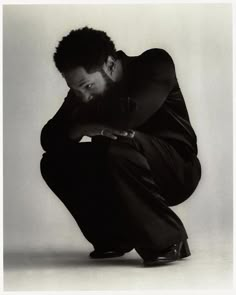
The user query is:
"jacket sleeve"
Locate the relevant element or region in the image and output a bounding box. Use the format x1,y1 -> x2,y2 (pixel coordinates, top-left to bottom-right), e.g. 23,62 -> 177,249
73,49 -> 176,129
40,91 -> 83,152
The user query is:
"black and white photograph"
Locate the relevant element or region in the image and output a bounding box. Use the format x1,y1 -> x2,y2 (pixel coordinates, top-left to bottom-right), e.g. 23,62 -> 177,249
2,1 -> 234,292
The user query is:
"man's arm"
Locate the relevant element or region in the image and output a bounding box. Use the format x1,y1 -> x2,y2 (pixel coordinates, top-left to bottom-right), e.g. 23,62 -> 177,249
73,49 -> 176,129
40,92 -> 83,152
123,49 -> 176,128
40,92 -> 133,151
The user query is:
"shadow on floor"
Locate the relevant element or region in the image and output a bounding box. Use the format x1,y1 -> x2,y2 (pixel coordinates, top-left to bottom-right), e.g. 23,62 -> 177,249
4,249 -> 146,270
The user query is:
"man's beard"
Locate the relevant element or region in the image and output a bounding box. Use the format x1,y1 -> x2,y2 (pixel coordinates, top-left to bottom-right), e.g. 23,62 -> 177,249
99,68 -> 126,102
100,68 -> 116,95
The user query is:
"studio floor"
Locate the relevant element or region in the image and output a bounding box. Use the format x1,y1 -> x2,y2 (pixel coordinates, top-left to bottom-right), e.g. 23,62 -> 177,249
4,236 -> 233,291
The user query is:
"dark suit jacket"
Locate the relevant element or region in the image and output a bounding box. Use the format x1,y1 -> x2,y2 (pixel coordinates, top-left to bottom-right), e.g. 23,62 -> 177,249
41,49 -> 198,156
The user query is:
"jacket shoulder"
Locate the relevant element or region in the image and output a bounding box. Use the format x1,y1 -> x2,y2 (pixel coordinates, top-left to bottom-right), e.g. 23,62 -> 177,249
139,48 -> 174,64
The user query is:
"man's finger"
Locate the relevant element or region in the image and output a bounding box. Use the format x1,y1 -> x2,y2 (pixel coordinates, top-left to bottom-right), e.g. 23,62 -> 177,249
127,130 -> 135,138
112,129 -> 128,136
106,134 -> 118,140
102,130 -> 118,140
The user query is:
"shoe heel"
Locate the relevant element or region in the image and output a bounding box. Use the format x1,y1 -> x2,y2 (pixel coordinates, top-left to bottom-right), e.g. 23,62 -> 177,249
180,240 -> 191,258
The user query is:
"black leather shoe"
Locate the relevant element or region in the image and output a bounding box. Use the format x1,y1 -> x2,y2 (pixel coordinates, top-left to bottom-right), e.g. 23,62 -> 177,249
89,250 -> 126,259
90,246 -> 133,259
143,240 -> 191,267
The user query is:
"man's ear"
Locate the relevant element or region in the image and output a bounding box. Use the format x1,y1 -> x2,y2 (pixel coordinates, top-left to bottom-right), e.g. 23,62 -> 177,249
103,56 -> 116,77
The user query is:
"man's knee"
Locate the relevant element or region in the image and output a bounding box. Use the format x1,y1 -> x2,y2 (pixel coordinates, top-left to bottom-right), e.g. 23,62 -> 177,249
40,153 -> 54,182
40,153 -> 66,183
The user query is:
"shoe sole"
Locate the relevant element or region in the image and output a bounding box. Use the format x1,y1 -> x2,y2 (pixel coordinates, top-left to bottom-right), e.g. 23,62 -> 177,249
143,240 -> 191,267
143,257 -> 179,267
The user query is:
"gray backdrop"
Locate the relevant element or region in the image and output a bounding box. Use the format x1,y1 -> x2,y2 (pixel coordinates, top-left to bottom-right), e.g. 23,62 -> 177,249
3,4 -> 232,257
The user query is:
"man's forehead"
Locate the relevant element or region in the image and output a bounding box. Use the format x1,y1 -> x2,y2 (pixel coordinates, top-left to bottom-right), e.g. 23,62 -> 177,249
63,66 -> 94,87
64,66 -> 88,80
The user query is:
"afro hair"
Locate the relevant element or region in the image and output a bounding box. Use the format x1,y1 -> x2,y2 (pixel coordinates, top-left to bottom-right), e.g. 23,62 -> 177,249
53,27 -> 117,73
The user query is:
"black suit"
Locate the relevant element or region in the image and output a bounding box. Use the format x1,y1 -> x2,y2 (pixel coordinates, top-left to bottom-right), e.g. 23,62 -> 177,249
40,49 -> 201,258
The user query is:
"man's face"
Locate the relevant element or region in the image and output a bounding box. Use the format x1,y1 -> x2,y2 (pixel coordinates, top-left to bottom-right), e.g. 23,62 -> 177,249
63,66 -> 114,103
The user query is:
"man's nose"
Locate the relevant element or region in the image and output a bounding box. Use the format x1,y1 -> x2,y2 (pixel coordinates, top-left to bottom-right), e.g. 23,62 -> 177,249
78,89 -> 93,102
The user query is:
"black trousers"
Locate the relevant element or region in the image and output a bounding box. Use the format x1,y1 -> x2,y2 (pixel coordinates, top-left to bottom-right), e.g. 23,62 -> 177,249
40,132 -> 201,259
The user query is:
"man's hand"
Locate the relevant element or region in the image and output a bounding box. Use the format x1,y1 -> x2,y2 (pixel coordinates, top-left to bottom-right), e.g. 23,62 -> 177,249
68,123 -> 135,141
